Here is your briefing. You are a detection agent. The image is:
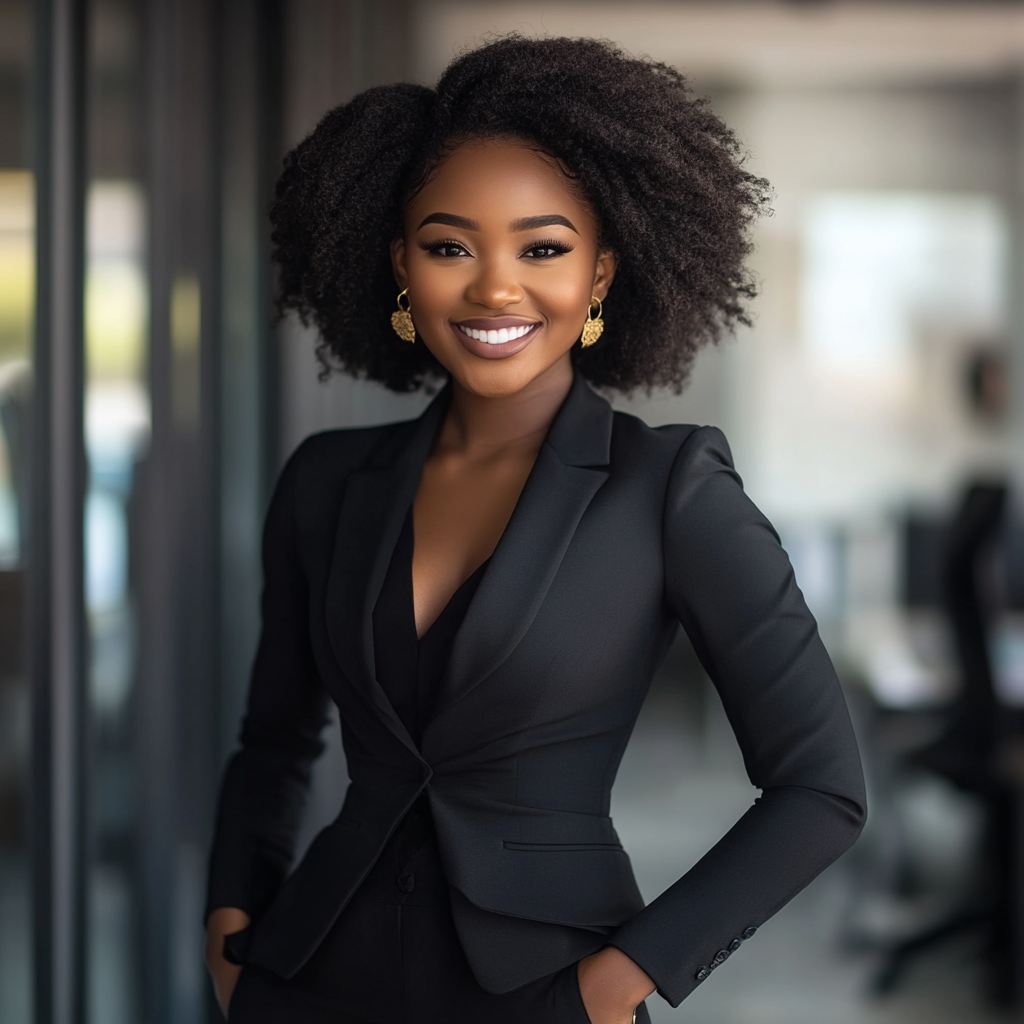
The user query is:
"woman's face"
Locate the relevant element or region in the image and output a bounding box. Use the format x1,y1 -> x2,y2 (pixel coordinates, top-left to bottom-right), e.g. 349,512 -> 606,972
392,138 -> 616,398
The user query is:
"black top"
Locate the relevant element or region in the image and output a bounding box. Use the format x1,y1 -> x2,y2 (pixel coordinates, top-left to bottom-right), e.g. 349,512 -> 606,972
358,506 -> 490,910
372,507 -> 489,745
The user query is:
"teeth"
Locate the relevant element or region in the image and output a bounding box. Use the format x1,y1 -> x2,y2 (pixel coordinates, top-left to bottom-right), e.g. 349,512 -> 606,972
459,323 -> 536,344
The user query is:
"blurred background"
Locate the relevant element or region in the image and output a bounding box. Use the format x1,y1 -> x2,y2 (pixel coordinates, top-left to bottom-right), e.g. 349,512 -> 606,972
4,1 -> 1024,1022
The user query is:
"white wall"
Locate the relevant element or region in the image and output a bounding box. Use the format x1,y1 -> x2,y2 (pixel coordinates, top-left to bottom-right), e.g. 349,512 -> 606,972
711,82 -> 1014,522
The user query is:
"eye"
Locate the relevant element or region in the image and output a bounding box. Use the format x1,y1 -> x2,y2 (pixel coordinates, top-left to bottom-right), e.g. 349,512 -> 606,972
521,238 -> 574,260
419,238 -> 472,258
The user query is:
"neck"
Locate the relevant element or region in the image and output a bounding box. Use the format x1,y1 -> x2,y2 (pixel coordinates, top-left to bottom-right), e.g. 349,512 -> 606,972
441,356 -> 574,456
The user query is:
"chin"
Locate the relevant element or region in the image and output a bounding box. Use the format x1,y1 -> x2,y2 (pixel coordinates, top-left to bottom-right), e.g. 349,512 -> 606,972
454,363 -> 535,399
427,334 -> 574,399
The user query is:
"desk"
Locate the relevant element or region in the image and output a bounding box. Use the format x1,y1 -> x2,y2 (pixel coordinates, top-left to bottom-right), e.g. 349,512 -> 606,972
840,607 -> 955,710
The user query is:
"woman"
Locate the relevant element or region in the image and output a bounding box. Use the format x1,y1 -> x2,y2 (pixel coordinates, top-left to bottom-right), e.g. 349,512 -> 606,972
205,36 -> 866,1024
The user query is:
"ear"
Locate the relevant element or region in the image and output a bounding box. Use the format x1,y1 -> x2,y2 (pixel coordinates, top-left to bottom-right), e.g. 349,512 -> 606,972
592,250 -> 617,301
390,236 -> 409,290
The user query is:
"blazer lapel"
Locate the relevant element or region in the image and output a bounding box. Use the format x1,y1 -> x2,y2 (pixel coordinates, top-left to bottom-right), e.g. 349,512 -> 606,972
324,387 -> 450,756
431,373 -> 614,718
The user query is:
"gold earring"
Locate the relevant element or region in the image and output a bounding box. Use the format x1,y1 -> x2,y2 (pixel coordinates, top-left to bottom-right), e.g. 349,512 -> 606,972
391,288 -> 415,343
580,296 -> 604,348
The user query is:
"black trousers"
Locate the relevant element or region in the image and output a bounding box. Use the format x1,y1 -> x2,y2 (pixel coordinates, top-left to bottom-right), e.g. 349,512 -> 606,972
228,806 -> 651,1024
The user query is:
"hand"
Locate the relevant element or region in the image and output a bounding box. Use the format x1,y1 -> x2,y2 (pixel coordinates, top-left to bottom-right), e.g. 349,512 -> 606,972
576,947 -> 655,1024
205,906 -> 252,1018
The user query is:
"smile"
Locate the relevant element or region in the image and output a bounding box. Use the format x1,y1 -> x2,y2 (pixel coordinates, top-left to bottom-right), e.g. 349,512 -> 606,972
456,323 -> 538,345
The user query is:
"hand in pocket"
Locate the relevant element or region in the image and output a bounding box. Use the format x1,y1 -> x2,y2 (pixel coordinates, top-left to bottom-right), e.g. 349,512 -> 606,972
205,907 -> 251,1018
576,947 -> 652,1024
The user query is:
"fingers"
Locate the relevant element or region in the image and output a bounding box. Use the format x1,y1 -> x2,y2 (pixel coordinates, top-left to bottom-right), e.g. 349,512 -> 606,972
211,960 -> 242,1018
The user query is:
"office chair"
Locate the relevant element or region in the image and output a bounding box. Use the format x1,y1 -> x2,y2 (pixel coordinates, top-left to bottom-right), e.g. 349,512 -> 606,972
872,481 -> 1015,1007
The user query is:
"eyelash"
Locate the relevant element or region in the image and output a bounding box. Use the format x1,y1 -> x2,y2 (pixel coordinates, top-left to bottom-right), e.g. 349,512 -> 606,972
418,237 -> 574,260
419,238 -> 470,258
523,238 -> 574,259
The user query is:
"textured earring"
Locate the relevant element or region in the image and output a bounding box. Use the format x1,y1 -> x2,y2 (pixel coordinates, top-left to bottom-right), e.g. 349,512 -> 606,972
580,296 -> 604,348
391,288 -> 415,343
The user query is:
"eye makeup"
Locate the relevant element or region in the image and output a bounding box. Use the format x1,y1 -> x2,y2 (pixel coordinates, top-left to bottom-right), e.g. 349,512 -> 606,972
418,238 -> 472,257
520,238 -> 574,258
417,236 -> 575,259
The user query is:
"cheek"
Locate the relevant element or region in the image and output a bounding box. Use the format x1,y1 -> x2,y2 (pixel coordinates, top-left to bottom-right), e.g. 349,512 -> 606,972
533,258 -> 597,320
541,275 -> 592,316
408,259 -> 462,315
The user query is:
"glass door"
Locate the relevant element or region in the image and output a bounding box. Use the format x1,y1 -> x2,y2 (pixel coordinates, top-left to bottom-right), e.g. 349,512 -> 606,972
0,3 -> 35,1020
85,3 -> 148,1019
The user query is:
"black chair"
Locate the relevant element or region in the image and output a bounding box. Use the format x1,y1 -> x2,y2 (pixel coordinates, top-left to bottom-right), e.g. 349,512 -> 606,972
872,482 -> 1016,1007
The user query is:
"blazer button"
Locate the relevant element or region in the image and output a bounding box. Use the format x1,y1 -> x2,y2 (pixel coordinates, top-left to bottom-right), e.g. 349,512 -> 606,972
741,926 -> 757,940
695,967 -> 710,982
397,872 -> 415,893
728,938 -> 742,953
711,949 -> 730,967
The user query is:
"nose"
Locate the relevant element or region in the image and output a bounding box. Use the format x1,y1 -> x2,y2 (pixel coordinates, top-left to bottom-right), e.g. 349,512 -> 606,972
464,258 -> 524,310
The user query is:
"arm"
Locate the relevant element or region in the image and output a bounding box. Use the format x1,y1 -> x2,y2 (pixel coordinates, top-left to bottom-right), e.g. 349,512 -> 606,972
204,443 -> 331,1004
606,426 -> 867,1007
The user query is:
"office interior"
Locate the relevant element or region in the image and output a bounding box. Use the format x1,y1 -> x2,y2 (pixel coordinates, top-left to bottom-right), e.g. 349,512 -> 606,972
3,1 -> 1024,1021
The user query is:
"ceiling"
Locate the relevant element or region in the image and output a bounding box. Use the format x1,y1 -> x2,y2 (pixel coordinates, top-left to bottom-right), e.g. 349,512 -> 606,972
414,1 -> 1024,88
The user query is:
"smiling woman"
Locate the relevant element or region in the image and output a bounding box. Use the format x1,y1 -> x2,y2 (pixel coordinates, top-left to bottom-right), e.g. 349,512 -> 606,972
393,141 -> 615,386
206,35 -> 865,1024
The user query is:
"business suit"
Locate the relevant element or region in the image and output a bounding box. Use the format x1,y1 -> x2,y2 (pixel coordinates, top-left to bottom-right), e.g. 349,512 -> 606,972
207,370 -> 866,1010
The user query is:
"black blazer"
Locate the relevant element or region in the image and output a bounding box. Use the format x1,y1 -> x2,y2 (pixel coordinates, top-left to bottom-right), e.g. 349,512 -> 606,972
206,372 -> 866,1008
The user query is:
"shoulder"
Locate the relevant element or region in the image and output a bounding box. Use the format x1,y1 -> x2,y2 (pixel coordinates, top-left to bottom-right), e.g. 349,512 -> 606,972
608,411 -> 750,538
609,410 -> 734,476
269,418 -> 414,528
283,421 -> 406,483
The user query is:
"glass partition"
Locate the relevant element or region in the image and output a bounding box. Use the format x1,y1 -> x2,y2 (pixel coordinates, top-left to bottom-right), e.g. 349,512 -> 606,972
0,2 -> 34,1020
86,2 -> 147,1020
0,4 -> 33,1019
84,178 -> 147,1024
0,167 -> 34,1024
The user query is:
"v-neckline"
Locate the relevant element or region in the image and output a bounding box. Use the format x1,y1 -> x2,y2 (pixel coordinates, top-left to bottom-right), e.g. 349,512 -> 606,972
417,559 -> 490,643
372,507 -> 492,746
407,509 -> 491,642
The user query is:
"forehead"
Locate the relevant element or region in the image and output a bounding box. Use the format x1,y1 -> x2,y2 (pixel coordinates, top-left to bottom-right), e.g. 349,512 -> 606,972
407,139 -> 595,228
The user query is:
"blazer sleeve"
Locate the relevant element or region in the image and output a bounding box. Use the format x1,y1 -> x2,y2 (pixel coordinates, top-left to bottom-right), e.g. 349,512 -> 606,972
205,442 -> 331,922
608,426 -> 867,1006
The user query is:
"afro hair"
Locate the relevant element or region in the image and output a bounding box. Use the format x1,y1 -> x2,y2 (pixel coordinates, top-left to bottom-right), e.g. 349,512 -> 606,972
270,35 -> 771,393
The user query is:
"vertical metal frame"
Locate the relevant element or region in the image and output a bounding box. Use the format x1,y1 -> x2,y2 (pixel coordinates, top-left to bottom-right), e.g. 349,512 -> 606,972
257,0 -> 285,507
218,0 -> 284,759
31,1 -> 89,1022
135,2 -> 176,1016
138,0 -> 225,1019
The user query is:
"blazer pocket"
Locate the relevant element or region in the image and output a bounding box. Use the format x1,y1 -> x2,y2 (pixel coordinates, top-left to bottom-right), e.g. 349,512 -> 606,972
503,840 -> 623,852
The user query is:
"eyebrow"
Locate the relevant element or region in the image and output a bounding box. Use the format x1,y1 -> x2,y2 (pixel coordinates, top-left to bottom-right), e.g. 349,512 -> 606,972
510,214 -> 579,234
418,212 -> 479,230
416,212 -> 579,234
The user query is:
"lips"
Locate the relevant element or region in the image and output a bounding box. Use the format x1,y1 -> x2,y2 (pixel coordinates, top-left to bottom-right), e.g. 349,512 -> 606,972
449,317 -> 541,360
453,317 -> 540,346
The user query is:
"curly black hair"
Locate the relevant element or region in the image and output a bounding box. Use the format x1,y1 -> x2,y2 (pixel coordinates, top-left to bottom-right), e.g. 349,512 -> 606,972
270,35 -> 771,393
